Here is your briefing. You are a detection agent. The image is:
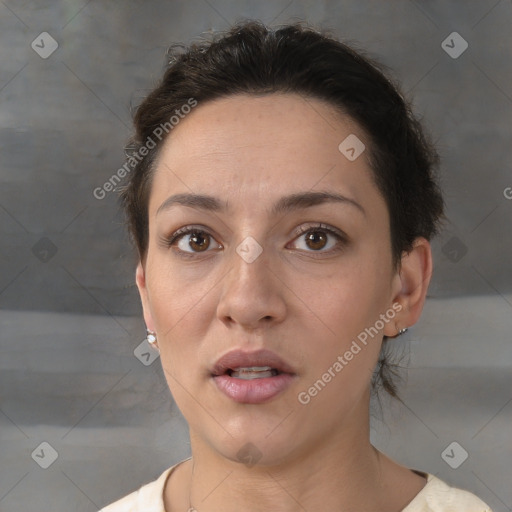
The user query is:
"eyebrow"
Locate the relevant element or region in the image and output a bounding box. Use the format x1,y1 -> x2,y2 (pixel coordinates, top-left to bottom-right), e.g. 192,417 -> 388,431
156,190 -> 366,217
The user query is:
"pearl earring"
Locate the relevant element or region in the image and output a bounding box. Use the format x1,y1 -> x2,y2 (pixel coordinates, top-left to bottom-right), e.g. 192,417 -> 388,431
146,329 -> 157,345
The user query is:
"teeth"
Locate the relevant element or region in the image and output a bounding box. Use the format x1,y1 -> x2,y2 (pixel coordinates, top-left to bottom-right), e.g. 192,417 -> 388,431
230,366 -> 278,379
234,366 -> 273,372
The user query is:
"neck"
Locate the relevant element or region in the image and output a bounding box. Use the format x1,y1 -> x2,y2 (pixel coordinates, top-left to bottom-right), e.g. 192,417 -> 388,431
181,398 -> 401,511
190,444 -> 384,512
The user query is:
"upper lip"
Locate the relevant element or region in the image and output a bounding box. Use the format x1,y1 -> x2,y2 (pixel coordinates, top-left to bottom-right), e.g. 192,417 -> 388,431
211,348 -> 296,376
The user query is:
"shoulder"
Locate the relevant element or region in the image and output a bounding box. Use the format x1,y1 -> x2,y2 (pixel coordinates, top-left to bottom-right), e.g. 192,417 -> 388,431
403,472 -> 493,512
99,459 -> 187,512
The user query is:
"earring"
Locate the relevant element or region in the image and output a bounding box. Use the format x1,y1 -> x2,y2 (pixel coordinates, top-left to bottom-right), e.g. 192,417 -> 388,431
146,329 -> 157,346
397,327 -> 408,336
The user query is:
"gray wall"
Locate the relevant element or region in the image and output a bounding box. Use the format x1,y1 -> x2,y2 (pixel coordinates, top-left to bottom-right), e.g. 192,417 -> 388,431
1,0 -> 512,317
0,1 -> 511,511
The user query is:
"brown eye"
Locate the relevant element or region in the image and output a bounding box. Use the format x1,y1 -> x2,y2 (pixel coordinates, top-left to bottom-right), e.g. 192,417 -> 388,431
188,231 -> 210,252
305,230 -> 328,250
165,226 -> 221,255
289,224 -> 345,254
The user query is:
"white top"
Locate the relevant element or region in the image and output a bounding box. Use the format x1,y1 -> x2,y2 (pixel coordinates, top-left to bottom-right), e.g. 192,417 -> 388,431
100,458 -> 493,512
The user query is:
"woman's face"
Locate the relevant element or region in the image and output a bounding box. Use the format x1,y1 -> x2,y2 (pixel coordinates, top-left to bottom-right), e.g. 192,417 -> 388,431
137,93 -> 405,465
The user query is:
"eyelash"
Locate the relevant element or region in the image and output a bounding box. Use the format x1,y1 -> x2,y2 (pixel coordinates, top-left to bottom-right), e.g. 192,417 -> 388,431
161,223 -> 347,259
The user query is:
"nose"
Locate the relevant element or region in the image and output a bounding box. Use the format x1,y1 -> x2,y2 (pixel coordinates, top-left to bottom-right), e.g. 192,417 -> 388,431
216,241 -> 287,331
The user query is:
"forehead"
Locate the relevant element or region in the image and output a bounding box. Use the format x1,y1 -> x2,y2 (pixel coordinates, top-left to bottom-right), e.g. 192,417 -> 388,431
149,93 -> 383,215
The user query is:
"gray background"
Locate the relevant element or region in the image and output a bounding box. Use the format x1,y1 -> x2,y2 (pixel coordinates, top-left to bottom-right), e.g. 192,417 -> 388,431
0,0 -> 511,510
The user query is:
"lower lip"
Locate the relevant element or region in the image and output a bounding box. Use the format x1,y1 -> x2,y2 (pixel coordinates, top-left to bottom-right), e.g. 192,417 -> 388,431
212,373 -> 295,404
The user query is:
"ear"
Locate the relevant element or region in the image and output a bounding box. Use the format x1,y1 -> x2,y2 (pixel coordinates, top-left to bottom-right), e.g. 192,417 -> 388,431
135,262 -> 156,336
384,237 -> 433,337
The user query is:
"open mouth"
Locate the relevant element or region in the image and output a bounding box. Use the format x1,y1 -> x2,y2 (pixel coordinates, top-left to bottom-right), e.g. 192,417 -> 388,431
210,350 -> 296,404
211,348 -> 296,378
227,366 -> 280,379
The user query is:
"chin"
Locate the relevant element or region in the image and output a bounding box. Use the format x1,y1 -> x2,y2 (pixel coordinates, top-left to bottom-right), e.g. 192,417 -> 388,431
207,426 -> 300,469
227,441 -> 293,469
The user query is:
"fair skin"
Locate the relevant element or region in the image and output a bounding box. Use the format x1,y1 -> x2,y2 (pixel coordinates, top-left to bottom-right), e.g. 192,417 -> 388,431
136,93 -> 432,511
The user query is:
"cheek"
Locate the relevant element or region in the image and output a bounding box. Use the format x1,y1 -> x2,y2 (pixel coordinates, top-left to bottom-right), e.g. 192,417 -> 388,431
296,257 -> 379,336
144,255 -> 219,399
295,272 -> 386,414
146,253 -> 217,334
149,269 -> 213,418
294,252 -> 389,380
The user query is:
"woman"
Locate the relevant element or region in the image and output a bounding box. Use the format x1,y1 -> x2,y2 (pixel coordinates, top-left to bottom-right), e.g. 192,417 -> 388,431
102,20 -> 492,512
